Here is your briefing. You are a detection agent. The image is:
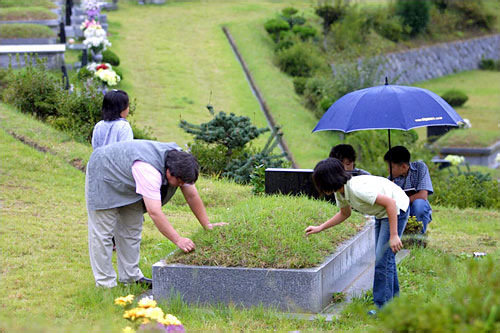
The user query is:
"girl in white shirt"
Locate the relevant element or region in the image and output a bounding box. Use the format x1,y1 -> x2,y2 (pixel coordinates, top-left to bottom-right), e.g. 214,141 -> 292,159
305,158 -> 409,311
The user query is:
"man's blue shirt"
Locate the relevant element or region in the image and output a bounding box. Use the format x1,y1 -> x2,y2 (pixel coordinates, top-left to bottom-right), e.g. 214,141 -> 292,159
392,161 -> 433,195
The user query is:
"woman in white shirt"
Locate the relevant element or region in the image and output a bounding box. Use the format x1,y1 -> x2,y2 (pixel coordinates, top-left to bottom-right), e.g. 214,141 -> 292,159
305,158 -> 410,311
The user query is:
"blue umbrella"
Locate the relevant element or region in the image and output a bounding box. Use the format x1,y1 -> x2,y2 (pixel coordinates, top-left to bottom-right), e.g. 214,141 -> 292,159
312,79 -> 464,176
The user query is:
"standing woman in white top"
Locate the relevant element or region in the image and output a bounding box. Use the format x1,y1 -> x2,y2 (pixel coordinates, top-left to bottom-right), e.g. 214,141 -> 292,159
92,89 -> 133,150
305,158 -> 410,311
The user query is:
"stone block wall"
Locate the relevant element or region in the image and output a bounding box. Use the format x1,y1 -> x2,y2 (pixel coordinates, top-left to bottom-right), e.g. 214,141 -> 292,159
332,34 -> 500,85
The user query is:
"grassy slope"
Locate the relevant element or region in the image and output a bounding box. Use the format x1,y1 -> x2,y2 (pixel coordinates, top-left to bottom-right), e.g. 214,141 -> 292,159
1,102 -> 499,331
106,0 -> 336,167
416,70 -> 500,147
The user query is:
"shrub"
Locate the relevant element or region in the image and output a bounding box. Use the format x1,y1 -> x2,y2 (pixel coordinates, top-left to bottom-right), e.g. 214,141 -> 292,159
264,18 -> 290,42
441,89 -> 468,107
130,122 -> 156,141
478,58 -> 499,71
0,7 -> 58,21
281,7 -> 298,17
329,6 -> 373,51
0,68 -> 10,99
113,67 -> 123,81
77,67 -> 93,81
377,257 -> 500,331
292,25 -> 318,41
102,49 -> 120,66
52,81 -> 103,142
303,76 -> 335,110
280,7 -> 305,28
431,167 -> 500,209
3,58 -> 61,119
292,76 -> 307,95
372,9 -> 405,42
395,0 -> 431,36
449,0 -> 496,30
275,42 -> 323,77
315,2 -> 347,34
0,23 -> 55,39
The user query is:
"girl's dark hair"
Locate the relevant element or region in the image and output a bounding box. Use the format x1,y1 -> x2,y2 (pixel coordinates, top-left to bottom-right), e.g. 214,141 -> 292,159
165,150 -> 199,184
312,158 -> 352,195
102,89 -> 129,121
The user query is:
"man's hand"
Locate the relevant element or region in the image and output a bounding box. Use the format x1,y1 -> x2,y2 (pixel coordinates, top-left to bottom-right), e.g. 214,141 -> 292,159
175,237 -> 195,253
205,222 -> 229,230
389,235 -> 403,253
305,225 -> 322,236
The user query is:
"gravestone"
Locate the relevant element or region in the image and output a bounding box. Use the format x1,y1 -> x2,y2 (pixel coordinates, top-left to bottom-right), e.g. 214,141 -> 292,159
265,168 -> 335,203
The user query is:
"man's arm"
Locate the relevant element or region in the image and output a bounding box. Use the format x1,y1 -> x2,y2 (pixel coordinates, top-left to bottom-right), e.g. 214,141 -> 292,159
180,185 -> 211,229
143,197 -> 195,252
180,185 -> 228,230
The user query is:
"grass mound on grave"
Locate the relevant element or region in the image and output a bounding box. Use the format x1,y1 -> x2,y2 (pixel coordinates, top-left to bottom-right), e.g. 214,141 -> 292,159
0,7 -> 57,21
0,0 -> 57,9
166,195 -> 366,269
0,23 -> 55,39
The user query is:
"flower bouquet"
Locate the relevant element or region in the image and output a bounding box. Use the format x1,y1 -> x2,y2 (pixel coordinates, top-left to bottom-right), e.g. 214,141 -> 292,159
80,18 -> 98,32
83,22 -> 111,55
87,63 -> 121,86
83,0 -> 100,20
115,295 -> 186,333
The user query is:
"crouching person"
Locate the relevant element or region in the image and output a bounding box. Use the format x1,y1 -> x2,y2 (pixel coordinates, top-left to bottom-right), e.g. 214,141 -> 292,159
305,158 -> 409,309
85,140 -> 226,288
384,146 -> 433,234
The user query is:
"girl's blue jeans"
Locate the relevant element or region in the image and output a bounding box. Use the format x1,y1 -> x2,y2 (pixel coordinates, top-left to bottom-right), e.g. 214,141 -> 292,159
373,207 -> 409,308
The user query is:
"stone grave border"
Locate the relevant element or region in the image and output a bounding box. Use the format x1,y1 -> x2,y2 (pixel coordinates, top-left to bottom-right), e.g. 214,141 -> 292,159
440,140 -> 500,169
153,221 -> 375,313
0,44 -> 66,70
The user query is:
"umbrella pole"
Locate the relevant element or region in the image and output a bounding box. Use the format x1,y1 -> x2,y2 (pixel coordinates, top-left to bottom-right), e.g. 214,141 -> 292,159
388,129 -> 393,180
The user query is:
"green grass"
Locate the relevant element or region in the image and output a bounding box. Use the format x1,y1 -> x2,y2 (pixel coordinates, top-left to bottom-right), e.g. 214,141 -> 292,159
0,6 -> 57,21
105,0 -> 336,168
167,195 -> 365,268
415,70 -> 500,147
0,0 -> 57,9
1,101 -> 500,331
0,23 -> 55,38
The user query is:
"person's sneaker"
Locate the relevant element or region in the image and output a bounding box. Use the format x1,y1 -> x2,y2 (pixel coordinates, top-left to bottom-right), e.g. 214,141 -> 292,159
135,277 -> 152,289
367,309 -> 377,317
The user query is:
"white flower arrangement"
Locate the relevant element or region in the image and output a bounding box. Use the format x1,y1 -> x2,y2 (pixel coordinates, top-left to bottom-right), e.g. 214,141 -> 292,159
83,23 -> 111,52
445,154 -> 465,166
495,153 -> 500,164
86,63 -> 121,86
95,68 -> 121,86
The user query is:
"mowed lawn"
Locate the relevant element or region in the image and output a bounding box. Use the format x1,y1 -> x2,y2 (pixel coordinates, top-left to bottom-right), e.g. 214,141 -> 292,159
106,0 -> 336,167
1,103 -> 500,331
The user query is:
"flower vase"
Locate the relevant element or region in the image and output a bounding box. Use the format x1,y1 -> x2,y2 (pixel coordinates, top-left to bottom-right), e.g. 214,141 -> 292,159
91,49 -> 103,63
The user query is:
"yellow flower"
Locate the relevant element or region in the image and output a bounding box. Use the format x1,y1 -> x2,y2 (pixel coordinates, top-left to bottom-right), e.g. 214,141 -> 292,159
122,327 -> 135,333
145,307 -> 164,321
160,314 -> 182,326
138,298 -> 157,309
114,295 -> 135,307
123,307 -> 147,321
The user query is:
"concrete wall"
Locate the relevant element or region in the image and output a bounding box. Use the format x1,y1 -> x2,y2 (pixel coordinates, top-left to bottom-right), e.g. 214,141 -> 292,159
332,34 -> 500,85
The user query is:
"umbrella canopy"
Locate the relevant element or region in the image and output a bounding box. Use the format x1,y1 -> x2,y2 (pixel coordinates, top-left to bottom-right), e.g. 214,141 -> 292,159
313,83 -> 463,133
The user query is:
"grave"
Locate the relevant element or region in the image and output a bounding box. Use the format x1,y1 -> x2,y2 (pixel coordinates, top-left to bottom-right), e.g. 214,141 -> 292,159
153,221 -> 374,313
440,140 -> 500,168
264,168 -> 336,203
0,44 -> 66,70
